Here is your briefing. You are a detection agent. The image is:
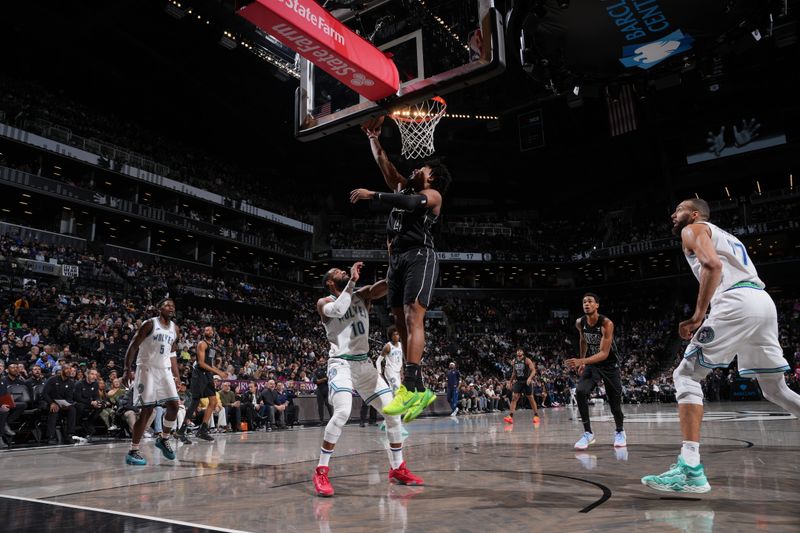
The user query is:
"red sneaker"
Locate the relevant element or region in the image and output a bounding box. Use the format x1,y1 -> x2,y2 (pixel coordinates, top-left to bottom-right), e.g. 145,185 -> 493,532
313,466 -> 334,497
533,415 -> 540,425
503,415 -> 513,424
389,461 -> 424,486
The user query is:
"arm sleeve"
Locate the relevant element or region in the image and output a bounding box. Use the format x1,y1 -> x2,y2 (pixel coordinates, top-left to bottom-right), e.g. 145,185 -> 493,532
321,281 -> 355,318
375,192 -> 427,210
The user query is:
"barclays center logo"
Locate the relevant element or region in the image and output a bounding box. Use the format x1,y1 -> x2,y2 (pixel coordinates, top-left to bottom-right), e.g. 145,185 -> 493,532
604,1 -> 695,70
620,29 -> 695,69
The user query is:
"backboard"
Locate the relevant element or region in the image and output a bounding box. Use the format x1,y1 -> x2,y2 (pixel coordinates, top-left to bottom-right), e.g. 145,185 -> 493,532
294,0 -> 505,141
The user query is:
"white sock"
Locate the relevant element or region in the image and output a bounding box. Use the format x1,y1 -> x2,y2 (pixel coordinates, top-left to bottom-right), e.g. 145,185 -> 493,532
389,446 -> 404,469
162,418 -> 175,435
318,447 -> 333,467
681,440 -> 700,467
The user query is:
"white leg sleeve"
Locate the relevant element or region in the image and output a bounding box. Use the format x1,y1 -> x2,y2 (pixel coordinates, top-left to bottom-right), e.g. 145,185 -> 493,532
756,373 -> 800,418
673,357 -> 709,405
323,392 -> 352,444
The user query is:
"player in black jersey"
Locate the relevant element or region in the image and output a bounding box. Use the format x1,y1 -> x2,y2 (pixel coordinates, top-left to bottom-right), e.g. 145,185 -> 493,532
176,326 -> 227,443
349,118 -> 452,423
565,293 -> 627,450
503,348 -> 541,425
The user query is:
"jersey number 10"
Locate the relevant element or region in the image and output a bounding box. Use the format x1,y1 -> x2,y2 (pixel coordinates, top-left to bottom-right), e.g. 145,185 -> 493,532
350,321 -> 365,336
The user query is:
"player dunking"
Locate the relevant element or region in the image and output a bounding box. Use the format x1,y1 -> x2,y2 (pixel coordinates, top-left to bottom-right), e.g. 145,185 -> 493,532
566,293 -> 627,450
349,118 -> 452,423
313,262 -> 423,497
123,298 -> 181,465
176,326 -> 228,443
642,199 -> 800,493
503,348 -> 541,425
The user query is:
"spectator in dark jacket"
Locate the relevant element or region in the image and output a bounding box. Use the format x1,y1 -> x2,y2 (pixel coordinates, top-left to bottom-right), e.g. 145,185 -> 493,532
42,362 -> 80,444
74,369 -> 101,437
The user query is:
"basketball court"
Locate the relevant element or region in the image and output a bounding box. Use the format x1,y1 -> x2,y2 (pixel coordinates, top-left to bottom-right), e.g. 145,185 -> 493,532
2,402 -> 798,532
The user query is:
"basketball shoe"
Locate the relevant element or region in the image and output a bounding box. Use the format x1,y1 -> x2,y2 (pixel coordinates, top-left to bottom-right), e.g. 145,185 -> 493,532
125,449 -> 147,466
383,385 -> 419,416
389,461 -> 424,486
155,436 -> 176,460
403,389 -> 436,423
574,432 -> 595,450
314,466 -> 335,497
641,456 -> 711,493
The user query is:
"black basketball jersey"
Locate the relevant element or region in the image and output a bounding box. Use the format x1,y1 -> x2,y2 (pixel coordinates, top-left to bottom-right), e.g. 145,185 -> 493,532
386,186 -> 438,252
512,358 -> 530,381
580,314 -> 618,368
194,338 -> 217,372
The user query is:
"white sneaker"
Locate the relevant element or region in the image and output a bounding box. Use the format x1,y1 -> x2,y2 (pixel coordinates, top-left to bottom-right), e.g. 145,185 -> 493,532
614,430 -> 627,448
71,435 -> 88,444
450,409 -> 458,417
574,432 -> 595,450
108,425 -> 119,431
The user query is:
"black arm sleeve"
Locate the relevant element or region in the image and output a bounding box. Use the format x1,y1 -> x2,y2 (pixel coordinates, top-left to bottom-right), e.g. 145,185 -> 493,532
375,192 -> 427,210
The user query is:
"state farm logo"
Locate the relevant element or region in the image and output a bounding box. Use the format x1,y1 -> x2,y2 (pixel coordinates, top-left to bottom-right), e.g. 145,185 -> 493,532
350,73 -> 375,87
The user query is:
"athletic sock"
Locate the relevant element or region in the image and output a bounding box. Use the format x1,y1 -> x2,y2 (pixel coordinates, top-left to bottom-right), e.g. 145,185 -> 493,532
318,447 -> 333,467
162,418 -> 175,435
130,443 -> 140,452
389,446 -> 404,469
403,363 -> 422,392
681,441 -> 700,467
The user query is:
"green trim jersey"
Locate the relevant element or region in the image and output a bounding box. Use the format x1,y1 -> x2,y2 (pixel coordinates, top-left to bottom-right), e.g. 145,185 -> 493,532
136,318 -> 177,369
323,293 -> 370,359
385,342 -> 403,375
686,222 -> 764,299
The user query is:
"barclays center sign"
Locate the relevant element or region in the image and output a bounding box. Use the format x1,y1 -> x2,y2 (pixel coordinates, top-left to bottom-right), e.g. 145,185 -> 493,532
603,0 -> 695,69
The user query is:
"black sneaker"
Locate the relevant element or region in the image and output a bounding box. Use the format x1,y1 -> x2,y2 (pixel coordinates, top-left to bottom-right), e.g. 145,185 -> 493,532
176,432 -> 192,444
196,429 -> 214,441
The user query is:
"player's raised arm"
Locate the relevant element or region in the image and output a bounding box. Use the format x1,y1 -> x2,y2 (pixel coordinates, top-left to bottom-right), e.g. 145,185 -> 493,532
362,118 -> 406,191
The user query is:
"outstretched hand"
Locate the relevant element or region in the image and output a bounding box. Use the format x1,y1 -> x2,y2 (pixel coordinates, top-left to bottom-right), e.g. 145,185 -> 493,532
350,261 -> 364,283
349,188 -> 374,204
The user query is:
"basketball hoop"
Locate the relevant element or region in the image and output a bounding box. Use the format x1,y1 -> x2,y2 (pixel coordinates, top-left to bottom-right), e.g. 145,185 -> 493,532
389,96 -> 447,160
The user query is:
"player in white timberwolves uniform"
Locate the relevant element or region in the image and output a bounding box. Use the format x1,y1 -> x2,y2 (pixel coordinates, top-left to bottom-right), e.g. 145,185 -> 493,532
123,298 -> 181,465
313,262 -> 423,497
377,326 -> 404,394
643,198 -> 800,493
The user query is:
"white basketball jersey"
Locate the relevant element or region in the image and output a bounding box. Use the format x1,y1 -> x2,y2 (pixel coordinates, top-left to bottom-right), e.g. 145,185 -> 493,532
137,318 -> 177,368
685,222 -> 764,299
324,293 -> 370,358
385,342 -> 403,374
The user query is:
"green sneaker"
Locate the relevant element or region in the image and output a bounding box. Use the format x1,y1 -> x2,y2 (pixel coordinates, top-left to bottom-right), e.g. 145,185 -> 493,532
382,385 -> 419,416
641,456 -> 711,494
402,388 -> 435,423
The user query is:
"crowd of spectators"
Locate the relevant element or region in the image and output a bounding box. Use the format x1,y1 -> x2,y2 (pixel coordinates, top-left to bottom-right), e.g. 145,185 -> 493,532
0,250 -> 798,446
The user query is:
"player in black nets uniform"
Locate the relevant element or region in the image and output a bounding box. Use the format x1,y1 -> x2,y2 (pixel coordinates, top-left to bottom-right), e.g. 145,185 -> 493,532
566,293 -> 627,450
349,117 -> 451,423
176,326 -> 227,443
503,348 -> 541,425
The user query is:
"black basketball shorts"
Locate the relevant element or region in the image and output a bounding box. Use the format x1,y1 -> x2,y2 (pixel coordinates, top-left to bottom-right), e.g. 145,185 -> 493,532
512,381 -> 532,395
190,368 -> 216,399
387,247 -> 439,308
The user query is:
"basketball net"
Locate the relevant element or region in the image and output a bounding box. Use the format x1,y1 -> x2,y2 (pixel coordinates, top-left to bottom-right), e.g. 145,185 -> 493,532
389,96 -> 447,160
